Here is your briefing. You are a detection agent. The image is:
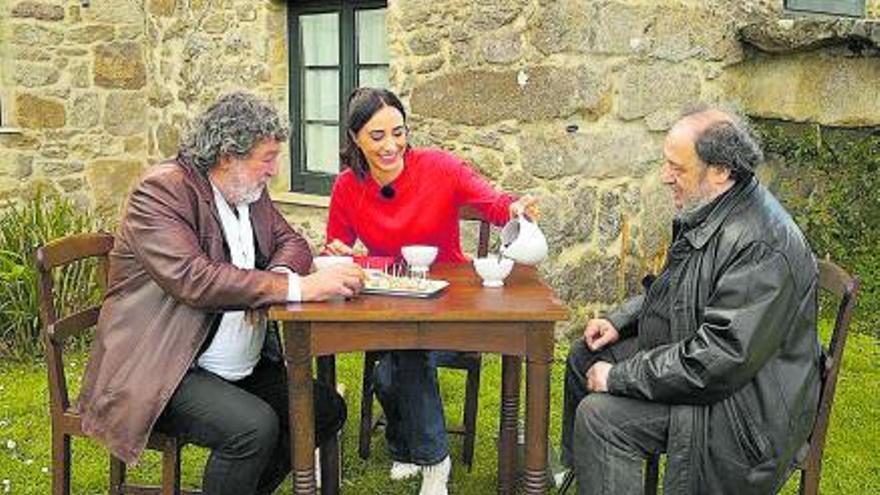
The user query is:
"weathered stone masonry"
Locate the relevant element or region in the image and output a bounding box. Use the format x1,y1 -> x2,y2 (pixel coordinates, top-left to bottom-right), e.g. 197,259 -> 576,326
1,0 -> 878,334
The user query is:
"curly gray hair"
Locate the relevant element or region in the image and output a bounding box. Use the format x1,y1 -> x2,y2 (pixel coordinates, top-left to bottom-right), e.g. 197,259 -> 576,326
178,92 -> 289,175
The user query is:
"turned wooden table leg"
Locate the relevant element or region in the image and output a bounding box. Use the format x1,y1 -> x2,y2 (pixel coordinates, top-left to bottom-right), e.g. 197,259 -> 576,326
523,324 -> 554,495
498,355 -> 522,494
285,322 -> 316,495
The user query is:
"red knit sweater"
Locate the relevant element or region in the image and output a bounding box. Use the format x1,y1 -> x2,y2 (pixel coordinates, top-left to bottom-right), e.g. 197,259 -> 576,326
326,148 -> 514,263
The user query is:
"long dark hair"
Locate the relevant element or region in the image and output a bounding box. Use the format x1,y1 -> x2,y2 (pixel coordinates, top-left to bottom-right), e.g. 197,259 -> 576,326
340,87 -> 408,179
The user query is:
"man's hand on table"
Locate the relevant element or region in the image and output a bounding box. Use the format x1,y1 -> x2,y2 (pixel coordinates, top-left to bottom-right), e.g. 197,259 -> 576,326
301,263 -> 365,301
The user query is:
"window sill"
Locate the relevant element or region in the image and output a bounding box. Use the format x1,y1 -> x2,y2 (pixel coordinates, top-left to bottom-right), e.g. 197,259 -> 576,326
0,127 -> 23,135
272,191 -> 330,208
739,16 -> 879,52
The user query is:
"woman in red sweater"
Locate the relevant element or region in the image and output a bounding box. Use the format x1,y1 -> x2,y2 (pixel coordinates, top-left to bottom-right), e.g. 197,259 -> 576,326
324,87 -> 537,495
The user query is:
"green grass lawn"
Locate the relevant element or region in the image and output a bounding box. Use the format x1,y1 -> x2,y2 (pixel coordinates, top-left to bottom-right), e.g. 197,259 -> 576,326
1,332 -> 877,494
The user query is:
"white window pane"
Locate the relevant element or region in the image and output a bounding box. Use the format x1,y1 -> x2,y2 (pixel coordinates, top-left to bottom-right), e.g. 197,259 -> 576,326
358,68 -> 389,89
357,8 -> 388,64
304,69 -> 339,121
301,13 -> 338,65
305,124 -> 340,174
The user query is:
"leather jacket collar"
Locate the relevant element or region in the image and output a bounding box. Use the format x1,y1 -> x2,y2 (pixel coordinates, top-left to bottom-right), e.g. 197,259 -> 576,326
677,177 -> 757,250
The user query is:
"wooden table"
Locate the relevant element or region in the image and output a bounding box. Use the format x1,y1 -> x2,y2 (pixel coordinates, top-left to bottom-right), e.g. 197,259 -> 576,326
269,263 -> 568,494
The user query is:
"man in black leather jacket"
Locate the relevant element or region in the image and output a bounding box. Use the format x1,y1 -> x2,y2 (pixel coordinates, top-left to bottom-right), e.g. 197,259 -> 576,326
560,108 -> 821,494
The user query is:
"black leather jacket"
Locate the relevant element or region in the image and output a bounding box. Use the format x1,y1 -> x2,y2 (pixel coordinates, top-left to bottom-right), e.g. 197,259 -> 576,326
606,178 -> 821,494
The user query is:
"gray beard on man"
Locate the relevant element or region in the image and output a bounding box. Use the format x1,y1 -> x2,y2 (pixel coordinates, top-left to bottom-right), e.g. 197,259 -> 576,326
674,169 -> 715,221
236,185 -> 263,205
227,160 -> 265,205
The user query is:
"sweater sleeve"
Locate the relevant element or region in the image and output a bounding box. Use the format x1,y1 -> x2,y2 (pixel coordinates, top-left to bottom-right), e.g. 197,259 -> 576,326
326,173 -> 357,247
452,156 -> 515,226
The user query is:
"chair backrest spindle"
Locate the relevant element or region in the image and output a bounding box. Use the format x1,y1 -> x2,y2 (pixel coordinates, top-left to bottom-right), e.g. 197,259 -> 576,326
804,259 -> 860,485
35,232 -> 114,417
459,205 -> 491,257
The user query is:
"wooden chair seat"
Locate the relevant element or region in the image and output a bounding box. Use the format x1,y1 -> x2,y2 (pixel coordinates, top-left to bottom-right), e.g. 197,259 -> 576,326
37,232 -> 202,495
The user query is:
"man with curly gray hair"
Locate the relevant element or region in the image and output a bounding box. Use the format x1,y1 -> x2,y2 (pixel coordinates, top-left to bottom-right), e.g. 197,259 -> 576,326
78,92 -> 364,494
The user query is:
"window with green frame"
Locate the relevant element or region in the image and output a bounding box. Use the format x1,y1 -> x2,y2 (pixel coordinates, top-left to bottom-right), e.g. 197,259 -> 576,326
289,0 -> 389,196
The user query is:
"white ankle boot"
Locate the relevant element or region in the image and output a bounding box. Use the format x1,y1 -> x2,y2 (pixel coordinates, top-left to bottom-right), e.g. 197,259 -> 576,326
315,448 -> 321,488
390,461 -> 420,480
419,455 -> 451,495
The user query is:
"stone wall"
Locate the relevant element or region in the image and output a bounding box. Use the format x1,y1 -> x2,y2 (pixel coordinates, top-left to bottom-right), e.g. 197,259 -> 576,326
1,0 -> 878,332
0,0 -> 148,212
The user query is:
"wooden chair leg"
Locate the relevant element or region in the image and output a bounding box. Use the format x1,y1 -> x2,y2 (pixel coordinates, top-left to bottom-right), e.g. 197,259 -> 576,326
52,431 -> 71,495
318,356 -> 340,495
461,360 -> 481,471
161,442 -> 182,495
800,464 -> 821,495
644,454 -> 660,495
358,352 -> 378,460
109,455 -> 126,495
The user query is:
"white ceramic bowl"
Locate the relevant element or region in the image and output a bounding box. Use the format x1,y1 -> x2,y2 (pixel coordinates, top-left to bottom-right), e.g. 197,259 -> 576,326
401,245 -> 438,271
313,255 -> 353,271
473,257 -> 515,287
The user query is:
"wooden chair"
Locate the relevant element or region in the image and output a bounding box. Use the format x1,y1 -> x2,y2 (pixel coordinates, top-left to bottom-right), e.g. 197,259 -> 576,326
560,258 -> 860,495
36,232 -> 201,495
357,206 -> 492,471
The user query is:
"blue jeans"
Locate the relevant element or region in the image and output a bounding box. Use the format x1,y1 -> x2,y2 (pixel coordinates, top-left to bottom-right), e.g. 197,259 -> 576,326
373,350 -> 456,465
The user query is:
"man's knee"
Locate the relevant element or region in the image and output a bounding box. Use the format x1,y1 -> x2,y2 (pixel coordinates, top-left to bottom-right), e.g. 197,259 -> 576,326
573,393 -> 629,448
223,402 -> 280,457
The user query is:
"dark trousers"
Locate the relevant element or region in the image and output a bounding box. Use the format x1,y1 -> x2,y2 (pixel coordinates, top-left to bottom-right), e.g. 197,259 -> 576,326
561,338 -> 670,495
155,358 -> 346,495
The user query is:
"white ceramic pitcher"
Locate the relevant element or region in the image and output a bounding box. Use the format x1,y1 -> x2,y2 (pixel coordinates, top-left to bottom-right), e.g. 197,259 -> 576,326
500,214 -> 548,265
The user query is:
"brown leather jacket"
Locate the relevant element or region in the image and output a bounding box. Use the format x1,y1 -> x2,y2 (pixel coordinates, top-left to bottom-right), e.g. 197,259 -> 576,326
77,159 -> 312,464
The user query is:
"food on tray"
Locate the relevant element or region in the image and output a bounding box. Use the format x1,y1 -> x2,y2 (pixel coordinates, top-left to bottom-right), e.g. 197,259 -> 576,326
364,269 -> 432,291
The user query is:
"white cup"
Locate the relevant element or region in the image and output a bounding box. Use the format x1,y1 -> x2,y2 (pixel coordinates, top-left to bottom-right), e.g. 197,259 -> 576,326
401,245 -> 439,273
473,257 -> 515,287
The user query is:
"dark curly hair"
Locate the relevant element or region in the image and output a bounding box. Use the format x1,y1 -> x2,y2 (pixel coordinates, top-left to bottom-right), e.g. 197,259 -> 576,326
178,92 -> 289,175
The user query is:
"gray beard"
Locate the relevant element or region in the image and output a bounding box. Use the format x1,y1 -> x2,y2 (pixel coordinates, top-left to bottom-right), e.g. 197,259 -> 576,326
236,185 -> 263,205
226,161 -> 264,205
675,195 -> 712,221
